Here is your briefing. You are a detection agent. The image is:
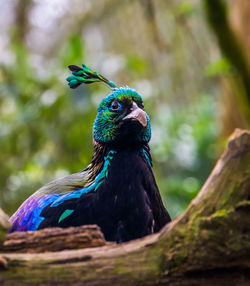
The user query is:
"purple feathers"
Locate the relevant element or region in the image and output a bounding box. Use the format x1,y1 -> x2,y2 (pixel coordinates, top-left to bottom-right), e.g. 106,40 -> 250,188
9,193 -> 61,232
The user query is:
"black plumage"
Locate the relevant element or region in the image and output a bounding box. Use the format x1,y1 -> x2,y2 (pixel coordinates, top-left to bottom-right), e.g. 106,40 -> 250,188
39,145 -> 171,242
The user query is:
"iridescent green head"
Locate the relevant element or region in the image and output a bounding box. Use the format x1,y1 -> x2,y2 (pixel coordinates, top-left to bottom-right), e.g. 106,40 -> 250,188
67,64 -> 151,145
93,87 -> 151,144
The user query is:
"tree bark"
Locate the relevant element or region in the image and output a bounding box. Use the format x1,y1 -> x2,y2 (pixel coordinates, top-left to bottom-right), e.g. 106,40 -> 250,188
0,129 -> 250,285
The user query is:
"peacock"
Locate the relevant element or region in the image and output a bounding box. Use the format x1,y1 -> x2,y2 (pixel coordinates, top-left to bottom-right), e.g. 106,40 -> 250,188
9,64 -> 171,242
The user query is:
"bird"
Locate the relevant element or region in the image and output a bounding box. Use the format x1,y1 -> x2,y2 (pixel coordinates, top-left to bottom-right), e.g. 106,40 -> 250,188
9,64 -> 171,243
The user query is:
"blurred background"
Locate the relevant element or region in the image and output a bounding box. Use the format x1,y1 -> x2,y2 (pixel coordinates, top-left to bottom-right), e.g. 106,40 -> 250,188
0,0 -> 250,218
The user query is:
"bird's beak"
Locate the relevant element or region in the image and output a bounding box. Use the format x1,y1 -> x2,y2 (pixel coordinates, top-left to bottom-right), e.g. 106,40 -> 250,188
123,102 -> 147,127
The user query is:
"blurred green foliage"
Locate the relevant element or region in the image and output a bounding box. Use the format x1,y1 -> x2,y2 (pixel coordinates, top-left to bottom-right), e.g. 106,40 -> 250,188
205,58 -> 232,77
0,0 -> 224,219
152,94 -> 219,216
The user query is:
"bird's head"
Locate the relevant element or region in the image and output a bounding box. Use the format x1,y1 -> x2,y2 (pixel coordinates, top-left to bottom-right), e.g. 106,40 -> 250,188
93,87 -> 151,144
66,64 -> 151,146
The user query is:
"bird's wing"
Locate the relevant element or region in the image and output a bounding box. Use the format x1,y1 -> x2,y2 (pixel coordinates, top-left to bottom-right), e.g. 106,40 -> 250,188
9,169 -> 93,232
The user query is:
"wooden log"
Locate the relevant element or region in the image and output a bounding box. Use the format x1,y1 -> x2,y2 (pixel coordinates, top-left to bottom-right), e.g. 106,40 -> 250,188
0,129 -> 249,286
0,225 -> 112,253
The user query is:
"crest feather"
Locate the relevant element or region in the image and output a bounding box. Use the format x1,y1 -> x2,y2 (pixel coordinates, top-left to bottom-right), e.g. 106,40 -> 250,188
66,64 -> 118,89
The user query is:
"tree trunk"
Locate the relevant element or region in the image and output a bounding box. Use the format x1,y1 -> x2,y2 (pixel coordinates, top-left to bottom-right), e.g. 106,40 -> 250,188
204,0 -> 250,136
0,129 -> 250,285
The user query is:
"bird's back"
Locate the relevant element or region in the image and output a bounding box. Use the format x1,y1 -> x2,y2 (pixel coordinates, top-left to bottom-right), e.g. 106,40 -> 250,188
9,170 -> 90,232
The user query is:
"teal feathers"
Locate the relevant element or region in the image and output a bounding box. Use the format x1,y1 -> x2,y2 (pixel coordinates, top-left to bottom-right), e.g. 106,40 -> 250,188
58,209 -> 74,224
66,64 -> 118,89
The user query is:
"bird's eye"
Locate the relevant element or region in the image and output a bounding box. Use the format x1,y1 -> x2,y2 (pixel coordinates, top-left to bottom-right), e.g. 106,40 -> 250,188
110,100 -> 121,112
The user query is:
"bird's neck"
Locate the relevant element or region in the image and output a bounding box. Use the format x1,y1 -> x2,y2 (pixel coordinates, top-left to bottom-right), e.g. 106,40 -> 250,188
87,142 -> 152,184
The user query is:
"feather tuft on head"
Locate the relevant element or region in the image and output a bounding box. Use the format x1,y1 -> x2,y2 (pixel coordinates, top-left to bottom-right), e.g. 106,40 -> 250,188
66,64 -> 118,89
